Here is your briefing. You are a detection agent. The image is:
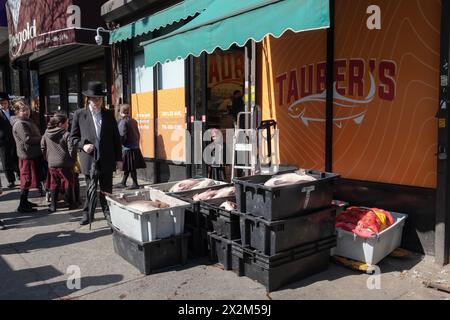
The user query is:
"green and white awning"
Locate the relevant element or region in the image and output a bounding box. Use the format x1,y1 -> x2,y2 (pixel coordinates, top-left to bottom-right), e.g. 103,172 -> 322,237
141,0 -> 330,67
109,0 -> 213,44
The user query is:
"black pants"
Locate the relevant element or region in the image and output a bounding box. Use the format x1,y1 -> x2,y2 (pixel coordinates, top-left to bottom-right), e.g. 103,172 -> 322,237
0,146 -> 18,183
85,171 -> 113,214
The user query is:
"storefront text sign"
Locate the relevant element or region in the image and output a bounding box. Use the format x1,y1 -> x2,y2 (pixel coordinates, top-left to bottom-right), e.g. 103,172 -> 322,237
6,0 -> 106,60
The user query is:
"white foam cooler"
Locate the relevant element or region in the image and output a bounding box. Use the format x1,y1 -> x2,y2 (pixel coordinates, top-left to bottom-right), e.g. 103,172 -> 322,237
333,211 -> 408,265
106,189 -> 191,242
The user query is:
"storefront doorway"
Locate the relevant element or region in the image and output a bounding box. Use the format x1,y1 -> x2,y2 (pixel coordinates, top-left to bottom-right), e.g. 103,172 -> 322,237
188,47 -> 245,180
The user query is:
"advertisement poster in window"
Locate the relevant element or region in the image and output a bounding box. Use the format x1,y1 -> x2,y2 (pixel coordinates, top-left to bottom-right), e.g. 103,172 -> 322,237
156,88 -> 186,162
132,92 -> 155,158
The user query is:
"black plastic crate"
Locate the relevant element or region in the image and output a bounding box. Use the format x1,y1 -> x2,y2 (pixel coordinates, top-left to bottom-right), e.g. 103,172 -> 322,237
112,228 -> 189,275
208,232 -> 234,270
233,170 -> 340,221
199,196 -> 241,240
240,206 -> 337,255
185,224 -> 209,258
171,184 -> 233,229
231,236 -> 336,292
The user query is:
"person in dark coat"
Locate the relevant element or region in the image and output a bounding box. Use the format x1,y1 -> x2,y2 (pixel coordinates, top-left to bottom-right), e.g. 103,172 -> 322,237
117,104 -> 146,189
70,82 -> 122,226
11,101 -> 43,213
0,92 -> 19,189
41,113 -> 77,213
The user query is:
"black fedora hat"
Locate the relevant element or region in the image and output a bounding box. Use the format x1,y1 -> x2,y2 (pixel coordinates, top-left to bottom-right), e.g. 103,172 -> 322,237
82,82 -> 106,97
0,92 -> 10,101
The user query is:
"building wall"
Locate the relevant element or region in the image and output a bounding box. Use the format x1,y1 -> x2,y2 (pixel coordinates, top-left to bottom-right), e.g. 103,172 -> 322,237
259,0 -> 440,189
258,0 -> 440,254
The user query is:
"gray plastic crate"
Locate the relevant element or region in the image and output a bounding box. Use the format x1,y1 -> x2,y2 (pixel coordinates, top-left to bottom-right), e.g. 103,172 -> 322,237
199,196 -> 240,240
240,206 -> 337,255
112,227 -> 189,275
233,170 -> 340,221
231,236 -> 336,292
208,232 -> 234,270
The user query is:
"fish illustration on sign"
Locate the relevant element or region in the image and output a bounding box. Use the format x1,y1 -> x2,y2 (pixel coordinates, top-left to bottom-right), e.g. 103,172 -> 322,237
288,73 -> 376,128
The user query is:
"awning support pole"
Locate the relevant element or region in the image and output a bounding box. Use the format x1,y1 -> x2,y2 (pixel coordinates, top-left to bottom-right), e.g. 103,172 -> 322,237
244,40 -> 257,176
435,0 -> 450,266
325,0 -> 335,173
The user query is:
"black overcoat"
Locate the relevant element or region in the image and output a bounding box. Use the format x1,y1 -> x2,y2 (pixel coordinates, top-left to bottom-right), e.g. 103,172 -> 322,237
70,108 -> 122,175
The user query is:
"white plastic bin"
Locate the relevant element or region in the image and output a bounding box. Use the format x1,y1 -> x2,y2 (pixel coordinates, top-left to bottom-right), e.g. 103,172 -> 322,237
333,211 -> 408,265
106,189 -> 191,242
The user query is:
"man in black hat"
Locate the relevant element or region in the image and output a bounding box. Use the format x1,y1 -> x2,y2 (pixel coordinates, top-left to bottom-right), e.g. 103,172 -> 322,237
0,92 -> 19,189
70,82 -> 122,226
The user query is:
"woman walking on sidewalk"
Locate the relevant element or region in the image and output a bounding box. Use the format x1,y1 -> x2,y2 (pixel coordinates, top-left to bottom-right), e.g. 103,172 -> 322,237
117,104 -> 146,189
41,113 -> 77,213
11,101 -> 43,213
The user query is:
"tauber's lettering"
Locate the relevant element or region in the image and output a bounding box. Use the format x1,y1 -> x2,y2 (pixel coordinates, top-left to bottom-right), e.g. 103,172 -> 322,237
9,19 -> 37,57
276,59 -> 397,106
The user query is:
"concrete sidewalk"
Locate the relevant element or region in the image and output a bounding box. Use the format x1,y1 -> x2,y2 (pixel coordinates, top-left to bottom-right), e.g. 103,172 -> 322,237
1,173 -> 450,300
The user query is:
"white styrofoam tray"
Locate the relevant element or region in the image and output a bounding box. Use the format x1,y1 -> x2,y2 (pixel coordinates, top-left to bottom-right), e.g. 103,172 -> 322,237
332,211 -> 408,265
106,189 -> 191,243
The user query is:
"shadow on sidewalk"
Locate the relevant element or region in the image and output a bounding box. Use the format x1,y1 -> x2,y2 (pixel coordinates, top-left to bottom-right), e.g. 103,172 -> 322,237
0,254 -> 124,300
0,228 -> 112,253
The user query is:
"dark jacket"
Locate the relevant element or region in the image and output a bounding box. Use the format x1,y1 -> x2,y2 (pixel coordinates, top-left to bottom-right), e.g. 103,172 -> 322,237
70,108 -> 122,175
118,117 -> 141,149
11,116 -> 42,160
0,108 -> 15,148
41,128 -> 75,168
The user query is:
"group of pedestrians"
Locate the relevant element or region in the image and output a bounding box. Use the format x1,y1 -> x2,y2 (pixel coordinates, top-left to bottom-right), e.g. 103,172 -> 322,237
0,81 -> 146,230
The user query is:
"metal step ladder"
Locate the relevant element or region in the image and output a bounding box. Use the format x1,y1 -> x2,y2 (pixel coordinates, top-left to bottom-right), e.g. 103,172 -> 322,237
231,111 -> 258,180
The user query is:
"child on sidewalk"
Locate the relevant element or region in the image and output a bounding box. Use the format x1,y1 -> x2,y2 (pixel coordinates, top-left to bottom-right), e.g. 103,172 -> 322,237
41,113 -> 76,213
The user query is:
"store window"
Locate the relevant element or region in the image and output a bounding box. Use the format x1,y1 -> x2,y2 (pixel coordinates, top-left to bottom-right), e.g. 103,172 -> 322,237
11,68 -> 20,97
131,52 -> 156,158
66,70 -> 79,115
158,59 -> 185,90
156,60 -> 186,162
133,51 -> 154,94
207,48 -> 245,130
44,73 -> 61,114
81,60 -> 106,93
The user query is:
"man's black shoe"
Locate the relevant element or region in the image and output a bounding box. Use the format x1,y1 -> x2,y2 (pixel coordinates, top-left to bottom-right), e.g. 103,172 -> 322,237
79,213 -> 94,226
7,182 -> 15,189
79,216 -> 90,226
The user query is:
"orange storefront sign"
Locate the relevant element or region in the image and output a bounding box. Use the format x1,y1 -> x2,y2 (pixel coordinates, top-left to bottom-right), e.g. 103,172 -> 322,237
259,0 -> 439,188
156,88 -> 186,162
131,92 -> 155,158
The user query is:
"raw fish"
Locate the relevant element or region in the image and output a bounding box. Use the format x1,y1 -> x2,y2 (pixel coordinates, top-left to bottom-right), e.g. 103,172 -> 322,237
264,171 -> 316,187
220,201 -> 237,211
